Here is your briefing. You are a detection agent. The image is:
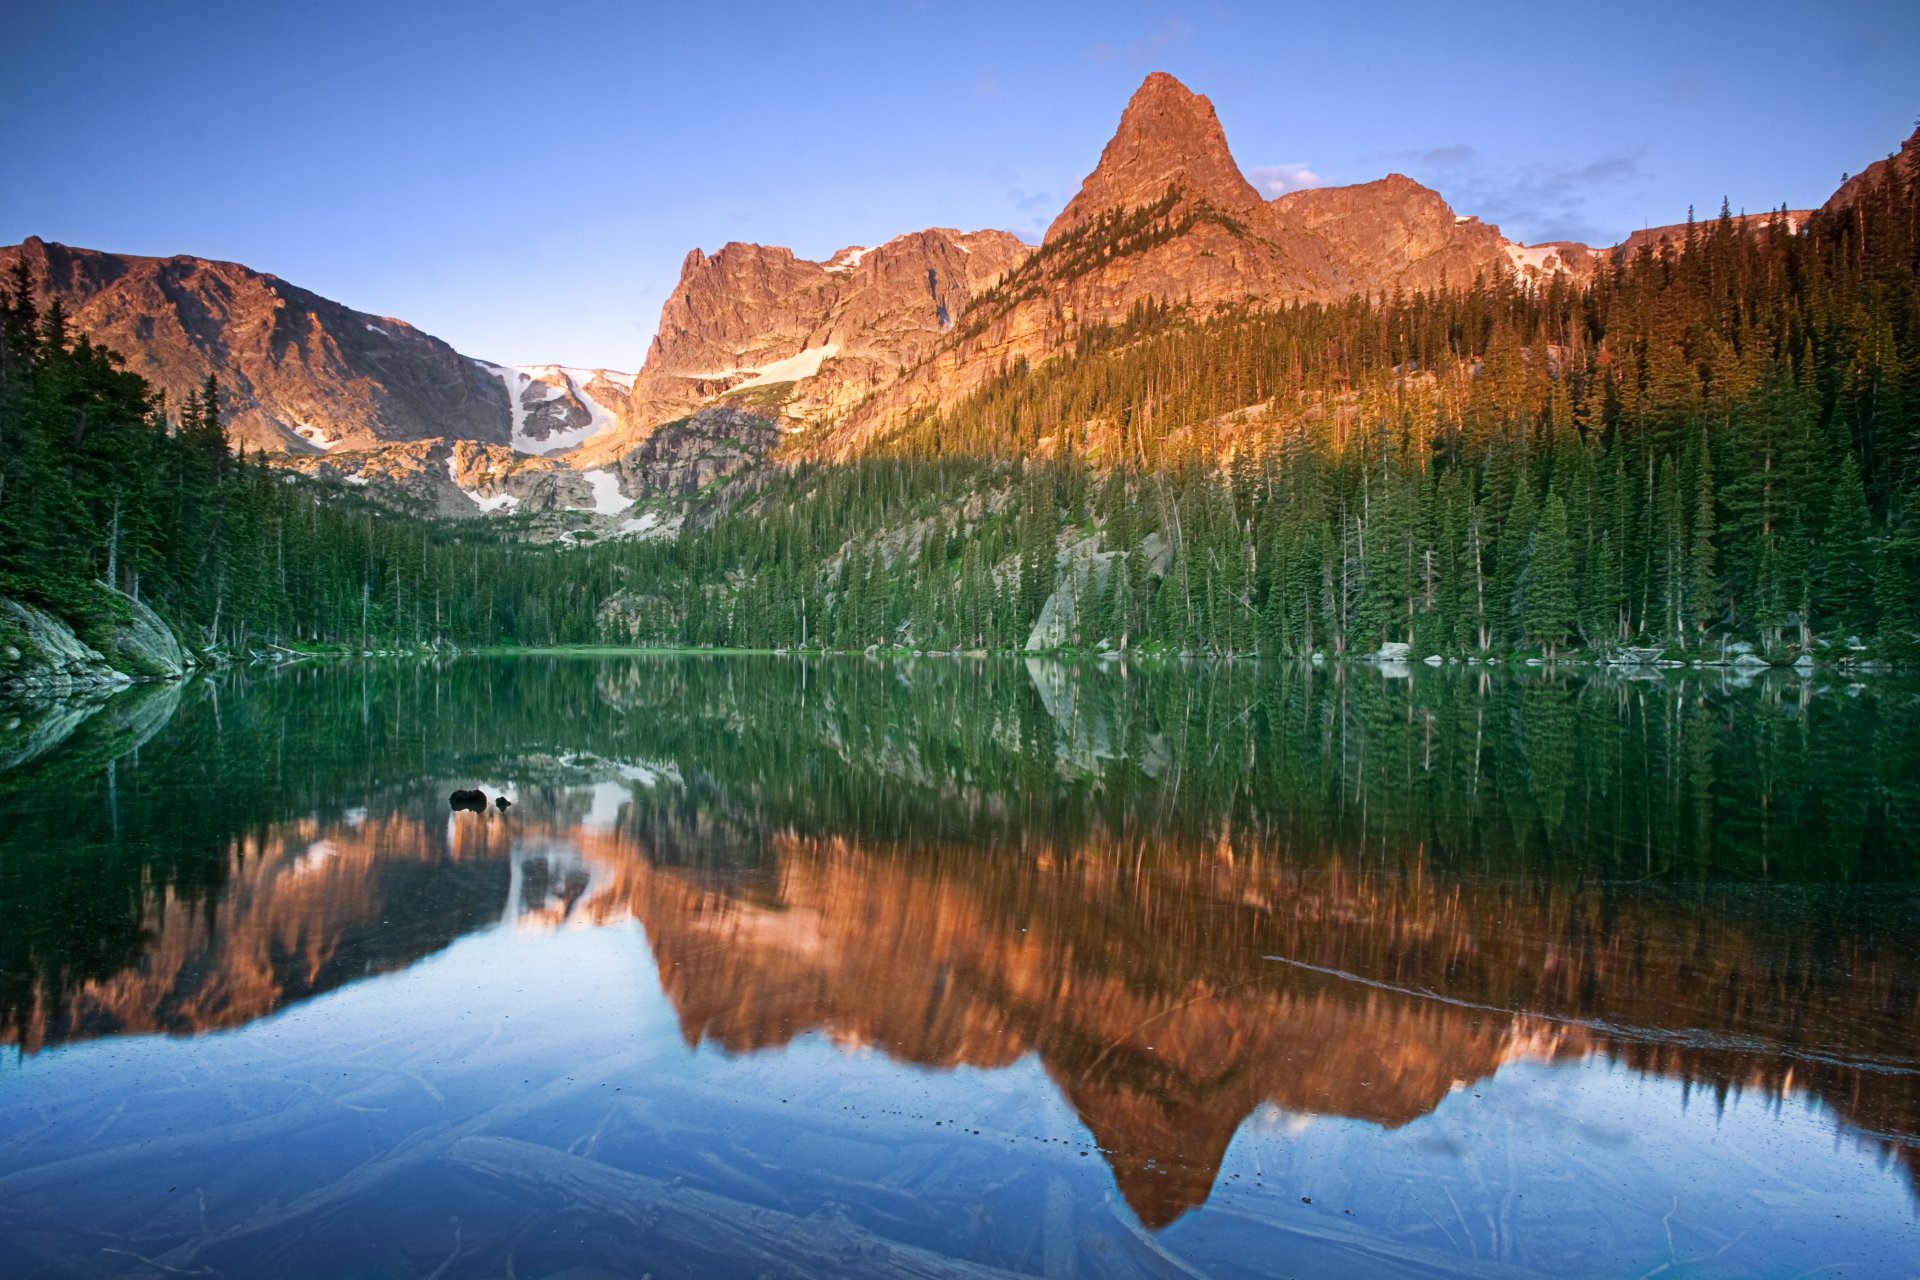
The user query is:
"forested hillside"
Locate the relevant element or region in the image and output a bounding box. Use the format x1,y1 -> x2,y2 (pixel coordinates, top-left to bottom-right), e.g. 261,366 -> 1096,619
591,166 -> 1920,660
2,145 -> 1917,665
0,263 -> 611,656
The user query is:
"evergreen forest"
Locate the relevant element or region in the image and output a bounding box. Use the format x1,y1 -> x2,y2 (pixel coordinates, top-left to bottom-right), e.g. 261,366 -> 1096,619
1,158 -> 1917,664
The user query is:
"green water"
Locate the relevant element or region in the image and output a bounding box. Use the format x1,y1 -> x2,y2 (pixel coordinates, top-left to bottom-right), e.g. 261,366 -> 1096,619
1,656 -> 1917,1278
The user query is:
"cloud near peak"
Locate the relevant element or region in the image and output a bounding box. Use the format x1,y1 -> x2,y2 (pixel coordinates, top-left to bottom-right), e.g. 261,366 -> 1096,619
1248,162 -> 1322,196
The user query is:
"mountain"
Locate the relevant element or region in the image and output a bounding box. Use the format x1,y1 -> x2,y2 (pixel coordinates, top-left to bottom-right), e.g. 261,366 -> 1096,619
798,74 -> 1590,456
571,228 -> 1030,464
0,238 -> 631,457
1823,124 -> 1920,214
6,75 -> 1910,512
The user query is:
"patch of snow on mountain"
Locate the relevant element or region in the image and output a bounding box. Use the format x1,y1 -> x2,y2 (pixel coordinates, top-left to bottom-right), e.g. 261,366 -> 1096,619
735,344 -> 839,390
462,487 -> 519,513
365,323 -> 389,336
343,474 -> 370,486
681,344 -> 842,390
506,365 -> 622,455
292,423 -> 339,451
479,361 -> 533,451
620,511 -> 665,537
575,469 -> 631,516
824,246 -> 871,274
1504,242 -> 1565,284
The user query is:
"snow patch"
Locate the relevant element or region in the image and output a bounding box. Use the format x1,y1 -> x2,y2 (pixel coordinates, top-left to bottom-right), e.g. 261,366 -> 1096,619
680,343 -> 840,391
1504,241 -> 1566,284
365,323 -> 389,336
478,361 -> 535,451
824,246 -> 871,273
292,423 -> 339,451
290,839 -> 342,878
462,488 -> 519,513
504,364 -> 624,455
574,468 -> 632,516
343,473 -> 370,486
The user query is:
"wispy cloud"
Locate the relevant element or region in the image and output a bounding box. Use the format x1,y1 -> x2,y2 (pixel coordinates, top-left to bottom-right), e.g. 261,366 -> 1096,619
1376,144 -> 1646,246
1089,17 -> 1190,66
1248,162 -> 1322,196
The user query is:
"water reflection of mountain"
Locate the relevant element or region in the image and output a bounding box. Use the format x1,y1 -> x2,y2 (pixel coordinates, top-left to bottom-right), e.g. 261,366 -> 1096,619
8,784 -> 1915,1228
596,831 -> 1920,1228
3,656 -> 1918,1230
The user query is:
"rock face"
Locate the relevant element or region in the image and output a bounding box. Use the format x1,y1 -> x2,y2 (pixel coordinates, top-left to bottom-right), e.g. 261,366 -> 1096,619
0,239 -> 632,458
575,230 -> 1030,461
0,597 -> 122,693
480,363 -> 634,456
607,406 -> 781,504
0,585 -> 183,692
0,238 -> 510,454
809,73 -> 1588,455
13,77 -> 1911,520
1047,71 -> 1263,238
1823,125 -> 1920,215
90,590 -> 188,678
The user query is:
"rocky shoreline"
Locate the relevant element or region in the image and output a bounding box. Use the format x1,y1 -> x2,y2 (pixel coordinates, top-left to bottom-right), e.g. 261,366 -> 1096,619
0,587 -> 189,695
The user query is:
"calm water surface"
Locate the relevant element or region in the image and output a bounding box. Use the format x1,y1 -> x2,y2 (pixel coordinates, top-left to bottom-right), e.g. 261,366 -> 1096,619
1,656 -> 1917,1278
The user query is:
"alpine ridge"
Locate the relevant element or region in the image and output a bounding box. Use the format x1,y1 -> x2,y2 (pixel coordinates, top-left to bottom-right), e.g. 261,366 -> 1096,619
0,238 -> 632,458
3,71 -> 1910,522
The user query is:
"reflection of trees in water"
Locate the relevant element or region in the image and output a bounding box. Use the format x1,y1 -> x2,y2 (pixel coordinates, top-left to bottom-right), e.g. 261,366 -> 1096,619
1,656 -> 1916,1218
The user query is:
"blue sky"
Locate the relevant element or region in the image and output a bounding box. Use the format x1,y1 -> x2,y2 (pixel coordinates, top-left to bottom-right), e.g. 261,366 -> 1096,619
6,0 -> 1915,370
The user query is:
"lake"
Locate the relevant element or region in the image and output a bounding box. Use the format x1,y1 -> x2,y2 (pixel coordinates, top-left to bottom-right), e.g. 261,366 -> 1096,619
2,655 -> 1917,1278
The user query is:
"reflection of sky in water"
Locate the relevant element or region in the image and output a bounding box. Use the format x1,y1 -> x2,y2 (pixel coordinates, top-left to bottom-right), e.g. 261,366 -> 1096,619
6,893 -> 1916,1278
4,657 -> 1920,1277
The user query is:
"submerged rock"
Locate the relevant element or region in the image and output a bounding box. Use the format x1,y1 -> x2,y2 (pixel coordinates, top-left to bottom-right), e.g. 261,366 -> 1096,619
449,788 -> 488,812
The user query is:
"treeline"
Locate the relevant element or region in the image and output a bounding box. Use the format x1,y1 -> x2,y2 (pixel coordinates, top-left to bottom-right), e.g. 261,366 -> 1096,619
0,264 -> 619,652
592,159 -> 1918,658
5,149 -> 1917,662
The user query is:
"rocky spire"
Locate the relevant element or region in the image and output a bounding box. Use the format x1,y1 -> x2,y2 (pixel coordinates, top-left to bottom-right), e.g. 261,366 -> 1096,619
1045,71 -> 1261,242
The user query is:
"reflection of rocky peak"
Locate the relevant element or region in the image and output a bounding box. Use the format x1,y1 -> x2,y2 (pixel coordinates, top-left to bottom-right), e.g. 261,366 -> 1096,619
8,768 -> 1916,1228
601,832 -> 1920,1227
5,809 -> 511,1053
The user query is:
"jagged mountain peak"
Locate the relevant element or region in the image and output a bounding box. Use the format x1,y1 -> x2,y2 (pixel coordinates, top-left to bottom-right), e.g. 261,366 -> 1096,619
1046,71 -> 1261,241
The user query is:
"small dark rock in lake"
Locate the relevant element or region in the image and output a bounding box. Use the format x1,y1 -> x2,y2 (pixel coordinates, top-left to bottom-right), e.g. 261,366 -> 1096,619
449,789 -> 487,813
495,795 -> 512,810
